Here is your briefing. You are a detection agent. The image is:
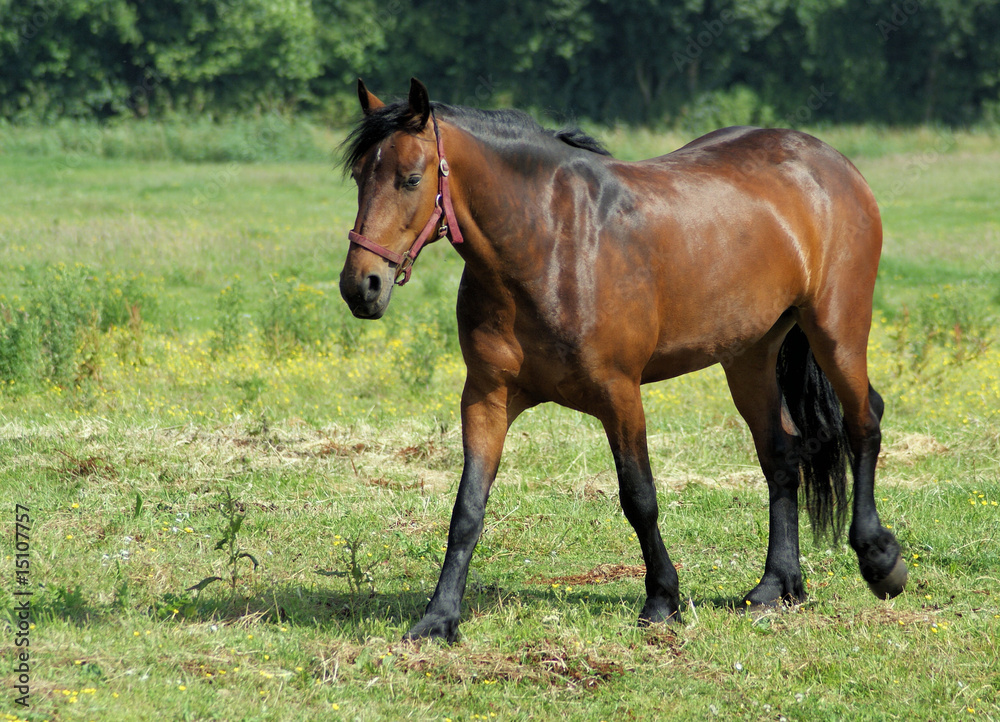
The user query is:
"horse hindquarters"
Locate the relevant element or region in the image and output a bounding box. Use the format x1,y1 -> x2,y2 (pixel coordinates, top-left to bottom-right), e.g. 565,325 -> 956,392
741,139 -> 906,603
725,319 -> 905,608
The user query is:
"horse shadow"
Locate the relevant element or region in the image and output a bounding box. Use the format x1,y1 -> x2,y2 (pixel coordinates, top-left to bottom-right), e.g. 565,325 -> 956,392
32,575 -> 748,641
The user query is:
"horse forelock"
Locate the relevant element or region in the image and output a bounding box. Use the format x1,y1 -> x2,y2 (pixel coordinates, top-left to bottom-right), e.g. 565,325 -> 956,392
340,102 -> 414,176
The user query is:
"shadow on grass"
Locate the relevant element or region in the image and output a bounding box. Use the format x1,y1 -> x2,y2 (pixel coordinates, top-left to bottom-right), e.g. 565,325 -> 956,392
30,572 -> 762,642
174,583 -> 756,638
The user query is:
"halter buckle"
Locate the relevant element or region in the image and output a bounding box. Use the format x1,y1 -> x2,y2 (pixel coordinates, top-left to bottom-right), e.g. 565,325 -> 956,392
395,254 -> 416,285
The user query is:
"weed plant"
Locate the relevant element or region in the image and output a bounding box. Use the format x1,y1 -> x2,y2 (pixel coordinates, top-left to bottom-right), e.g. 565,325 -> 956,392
188,487 -> 260,595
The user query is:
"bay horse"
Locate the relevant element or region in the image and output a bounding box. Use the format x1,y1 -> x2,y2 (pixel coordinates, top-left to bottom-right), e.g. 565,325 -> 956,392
339,78 -> 907,642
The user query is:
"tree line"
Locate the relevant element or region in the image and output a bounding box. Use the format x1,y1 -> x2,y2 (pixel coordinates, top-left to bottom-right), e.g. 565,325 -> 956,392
2,0 -> 998,126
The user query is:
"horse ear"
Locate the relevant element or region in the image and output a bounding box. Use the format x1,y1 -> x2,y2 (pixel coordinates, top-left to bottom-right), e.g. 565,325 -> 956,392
406,77 -> 431,131
357,78 -> 384,116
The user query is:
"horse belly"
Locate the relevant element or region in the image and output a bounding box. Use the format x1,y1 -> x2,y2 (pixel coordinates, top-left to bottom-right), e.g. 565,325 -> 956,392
638,223 -> 807,383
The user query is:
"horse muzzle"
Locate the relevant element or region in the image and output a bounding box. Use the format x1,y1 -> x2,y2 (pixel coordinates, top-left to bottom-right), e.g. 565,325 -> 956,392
339,266 -> 393,319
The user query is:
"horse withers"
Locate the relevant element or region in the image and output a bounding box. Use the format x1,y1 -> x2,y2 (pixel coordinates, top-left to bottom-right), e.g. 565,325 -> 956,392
339,78 -> 907,642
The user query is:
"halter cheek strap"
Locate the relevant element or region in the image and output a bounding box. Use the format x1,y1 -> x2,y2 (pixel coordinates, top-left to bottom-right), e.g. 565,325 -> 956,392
347,112 -> 463,286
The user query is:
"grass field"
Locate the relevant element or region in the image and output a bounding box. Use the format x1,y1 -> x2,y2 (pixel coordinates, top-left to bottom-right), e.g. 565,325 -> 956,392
1,122 -> 999,721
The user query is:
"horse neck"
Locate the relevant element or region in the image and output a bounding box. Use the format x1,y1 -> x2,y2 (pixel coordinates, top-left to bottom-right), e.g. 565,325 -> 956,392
443,123 -> 569,279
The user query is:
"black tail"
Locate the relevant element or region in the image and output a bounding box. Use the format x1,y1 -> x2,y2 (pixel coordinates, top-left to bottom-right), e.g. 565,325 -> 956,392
776,324 -> 853,542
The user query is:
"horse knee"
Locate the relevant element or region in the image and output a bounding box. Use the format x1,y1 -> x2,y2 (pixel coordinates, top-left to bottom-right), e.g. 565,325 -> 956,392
619,483 -> 659,530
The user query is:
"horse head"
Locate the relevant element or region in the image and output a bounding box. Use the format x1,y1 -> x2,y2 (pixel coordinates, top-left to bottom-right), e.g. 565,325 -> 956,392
339,78 -> 460,319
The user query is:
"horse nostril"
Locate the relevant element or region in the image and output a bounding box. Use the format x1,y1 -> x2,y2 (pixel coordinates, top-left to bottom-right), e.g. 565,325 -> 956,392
362,273 -> 382,302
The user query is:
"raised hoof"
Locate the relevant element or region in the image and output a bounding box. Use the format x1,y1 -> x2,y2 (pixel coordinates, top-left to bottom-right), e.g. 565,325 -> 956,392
855,528 -> 907,599
866,556 -> 908,600
403,614 -> 460,644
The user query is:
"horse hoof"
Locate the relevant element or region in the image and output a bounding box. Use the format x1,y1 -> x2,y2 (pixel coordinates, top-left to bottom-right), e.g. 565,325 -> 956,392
638,599 -> 681,626
403,615 -> 460,643
866,556 -> 908,599
741,577 -> 805,612
740,599 -> 780,615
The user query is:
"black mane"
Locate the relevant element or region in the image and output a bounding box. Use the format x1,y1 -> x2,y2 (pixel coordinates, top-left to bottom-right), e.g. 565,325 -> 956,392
340,101 -> 611,174
552,127 -> 612,155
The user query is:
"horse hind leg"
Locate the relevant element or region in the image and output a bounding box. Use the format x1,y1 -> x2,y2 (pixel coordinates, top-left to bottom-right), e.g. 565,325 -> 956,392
597,379 -> 681,625
723,336 -> 808,608
796,313 -> 907,600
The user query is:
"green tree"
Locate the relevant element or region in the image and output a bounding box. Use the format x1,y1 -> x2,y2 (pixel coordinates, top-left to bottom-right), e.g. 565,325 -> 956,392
1,0 -> 998,124
0,0 -> 140,119
131,0 -> 321,114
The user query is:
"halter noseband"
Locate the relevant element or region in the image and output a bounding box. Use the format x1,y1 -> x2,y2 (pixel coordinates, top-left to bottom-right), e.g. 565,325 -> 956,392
347,111 -> 463,285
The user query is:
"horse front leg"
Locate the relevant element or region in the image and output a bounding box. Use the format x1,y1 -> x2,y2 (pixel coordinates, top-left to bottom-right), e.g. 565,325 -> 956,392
403,381 -> 519,642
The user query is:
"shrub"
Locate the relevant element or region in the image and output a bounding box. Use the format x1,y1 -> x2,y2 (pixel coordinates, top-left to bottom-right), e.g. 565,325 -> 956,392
211,278 -> 249,357
0,264 -> 158,389
887,281 -> 994,380
0,306 -> 40,387
259,276 -> 334,358
678,86 -> 776,136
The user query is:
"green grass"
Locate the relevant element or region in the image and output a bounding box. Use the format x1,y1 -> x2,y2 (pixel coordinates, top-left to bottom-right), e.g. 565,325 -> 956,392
1,124 -> 999,721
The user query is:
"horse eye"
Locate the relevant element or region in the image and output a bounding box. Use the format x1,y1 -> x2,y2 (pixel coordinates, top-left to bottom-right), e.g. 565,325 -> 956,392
405,174 -> 422,189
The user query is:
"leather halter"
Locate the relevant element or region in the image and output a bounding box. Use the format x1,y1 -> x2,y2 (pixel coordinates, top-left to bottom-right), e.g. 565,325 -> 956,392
347,111 -> 463,285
